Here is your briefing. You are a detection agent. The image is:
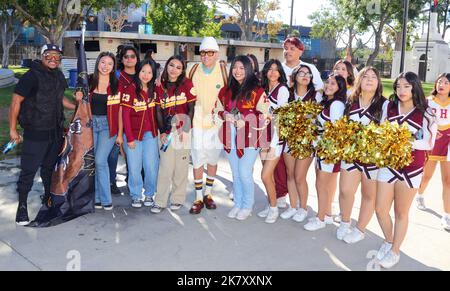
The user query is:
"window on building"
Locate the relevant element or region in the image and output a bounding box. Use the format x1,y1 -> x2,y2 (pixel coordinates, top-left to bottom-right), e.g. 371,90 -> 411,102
84,40 -> 100,51
140,43 -> 157,54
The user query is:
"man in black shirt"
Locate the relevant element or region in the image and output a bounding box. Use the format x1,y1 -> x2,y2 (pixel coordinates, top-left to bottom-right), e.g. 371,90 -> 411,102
9,44 -> 78,225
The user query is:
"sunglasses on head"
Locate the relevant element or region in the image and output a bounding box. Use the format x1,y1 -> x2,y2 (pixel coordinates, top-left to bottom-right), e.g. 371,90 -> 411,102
43,53 -> 62,61
200,51 -> 215,57
123,54 -> 136,60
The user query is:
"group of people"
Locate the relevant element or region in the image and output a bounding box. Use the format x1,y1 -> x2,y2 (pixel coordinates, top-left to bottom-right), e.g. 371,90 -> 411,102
9,36 -> 449,269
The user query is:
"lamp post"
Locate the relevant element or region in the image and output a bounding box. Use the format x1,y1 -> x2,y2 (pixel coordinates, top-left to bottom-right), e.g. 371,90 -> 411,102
424,0 -> 433,82
400,0 -> 410,73
289,0 -> 294,35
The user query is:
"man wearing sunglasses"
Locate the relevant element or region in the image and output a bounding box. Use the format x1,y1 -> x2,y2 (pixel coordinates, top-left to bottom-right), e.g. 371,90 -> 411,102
187,37 -> 228,214
9,44 -> 78,226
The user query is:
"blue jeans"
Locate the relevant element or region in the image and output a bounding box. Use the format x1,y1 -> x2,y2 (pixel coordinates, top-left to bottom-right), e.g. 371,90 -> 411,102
124,131 -> 160,201
93,115 -> 116,206
226,127 -> 259,209
108,144 -> 120,183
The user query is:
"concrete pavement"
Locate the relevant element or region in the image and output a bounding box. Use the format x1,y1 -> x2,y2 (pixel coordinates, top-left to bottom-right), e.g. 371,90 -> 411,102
0,154 -> 449,271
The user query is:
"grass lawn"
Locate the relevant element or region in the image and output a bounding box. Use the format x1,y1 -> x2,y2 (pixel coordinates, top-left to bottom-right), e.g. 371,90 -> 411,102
381,78 -> 434,99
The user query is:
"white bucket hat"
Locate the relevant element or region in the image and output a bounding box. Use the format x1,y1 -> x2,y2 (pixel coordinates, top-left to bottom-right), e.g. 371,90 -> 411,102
199,37 -> 219,52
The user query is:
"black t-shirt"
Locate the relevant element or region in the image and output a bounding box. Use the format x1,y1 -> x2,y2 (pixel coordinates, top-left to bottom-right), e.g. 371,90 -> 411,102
14,70 -> 38,99
91,93 -> 108,116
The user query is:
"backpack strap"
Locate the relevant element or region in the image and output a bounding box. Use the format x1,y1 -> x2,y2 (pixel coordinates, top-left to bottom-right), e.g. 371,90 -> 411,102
189,61 -> 228,87
219,60 -> 228,87
188,63 -> 199,80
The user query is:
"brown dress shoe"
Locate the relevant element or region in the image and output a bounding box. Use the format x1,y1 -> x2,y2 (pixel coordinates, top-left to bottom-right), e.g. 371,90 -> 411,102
189,200 -> 204,214
203,195 -> 217,209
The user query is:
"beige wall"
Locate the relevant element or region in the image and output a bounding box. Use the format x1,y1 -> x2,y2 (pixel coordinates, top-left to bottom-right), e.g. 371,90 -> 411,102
150,41 -> 175,64
269,48 -> 284,62
234,46 -> 265,64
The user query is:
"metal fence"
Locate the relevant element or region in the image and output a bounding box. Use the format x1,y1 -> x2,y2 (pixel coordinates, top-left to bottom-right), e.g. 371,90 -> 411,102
0,45 -> 41,66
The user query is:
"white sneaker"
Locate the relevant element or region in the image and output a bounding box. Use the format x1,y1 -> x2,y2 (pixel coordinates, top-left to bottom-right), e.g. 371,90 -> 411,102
265,207 -> 279,224
441,215 -> 450,230
416,195 -> 426,210
227,207 -> 240,219
150,205 -> 163,214
343,227 -> 365,244
334,214 -> 342,223
324,215 -> 334,225
236,209 -> 252,221
169,203 -> 183,211
379,250 -> 400,269
376,241 -> 392,261
280,207 -> 297,219
143,196 -> 155,207
304,217 -> 326,231
276,196 -> 287,208
257,207 -> 270,218
131,199 -> 142,208
292,208 -> 308,222
336,221 -> 352,240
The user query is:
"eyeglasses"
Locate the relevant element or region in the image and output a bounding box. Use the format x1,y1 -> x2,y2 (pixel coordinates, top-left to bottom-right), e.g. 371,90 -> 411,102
123,54 -> 136,60
297,72 -> 312,78
43,53 -> 62,61
200,51 -> 215,57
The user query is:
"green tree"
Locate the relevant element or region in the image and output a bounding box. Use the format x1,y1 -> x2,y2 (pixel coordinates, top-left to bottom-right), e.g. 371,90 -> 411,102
148,0 -> 220,37
310,0 -> 428,66
11,0 -> 142,46
309,0 -> 363,63
215,0 -> 279,41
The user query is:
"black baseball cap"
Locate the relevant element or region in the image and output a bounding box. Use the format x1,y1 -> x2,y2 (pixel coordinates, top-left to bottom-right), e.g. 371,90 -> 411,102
41,44 -> 63,55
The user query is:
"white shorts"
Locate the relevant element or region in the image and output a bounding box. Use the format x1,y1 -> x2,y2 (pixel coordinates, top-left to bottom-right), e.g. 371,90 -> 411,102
316,157 -> 340,173
269,129 -> 284,157
376,167 -> 424,189
341,161 -> 379,180
191,127 -> 223,169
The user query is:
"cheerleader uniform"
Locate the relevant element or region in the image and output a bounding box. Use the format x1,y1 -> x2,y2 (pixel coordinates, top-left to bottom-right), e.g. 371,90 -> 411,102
316,98 -> 346,173
341,98 -> 389,179
428,96 -> 450,161
284,90 -> 323,154
377,102 -> 437,189
267,83 -> 290,157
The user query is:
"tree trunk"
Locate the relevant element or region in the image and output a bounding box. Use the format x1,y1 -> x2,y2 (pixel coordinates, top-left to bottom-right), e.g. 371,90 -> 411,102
394,30 -> 402,51
443,0 -> 449,39
2,46 -> 10,69
347,27 -> 355,62
1,14 -> 20,69
366,29 -> 382,67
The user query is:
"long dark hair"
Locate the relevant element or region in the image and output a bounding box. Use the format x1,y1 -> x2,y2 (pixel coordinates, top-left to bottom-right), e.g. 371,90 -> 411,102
134,59 -> 157,102
89,51 -> 118,95
345,66 -> 385,123
431,73 -> 450,97
261,59 -> 287,94
228,55 -> 260,101
247,54 -> 260,75
322,73 -> 347,108
118,45 -> 140,71
291,65 -> 316,101
393,72 -> 433,132
333,60 -> 355,87
161,55 -> 187,95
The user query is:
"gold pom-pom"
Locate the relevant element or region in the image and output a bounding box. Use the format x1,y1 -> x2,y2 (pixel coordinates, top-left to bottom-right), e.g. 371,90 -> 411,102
368,121 -> 414,169
274,100 -> 323,159
316,116 -> 363,164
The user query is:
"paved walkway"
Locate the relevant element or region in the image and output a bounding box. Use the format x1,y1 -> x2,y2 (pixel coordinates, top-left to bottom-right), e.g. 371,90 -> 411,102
0,154 -> 449,271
